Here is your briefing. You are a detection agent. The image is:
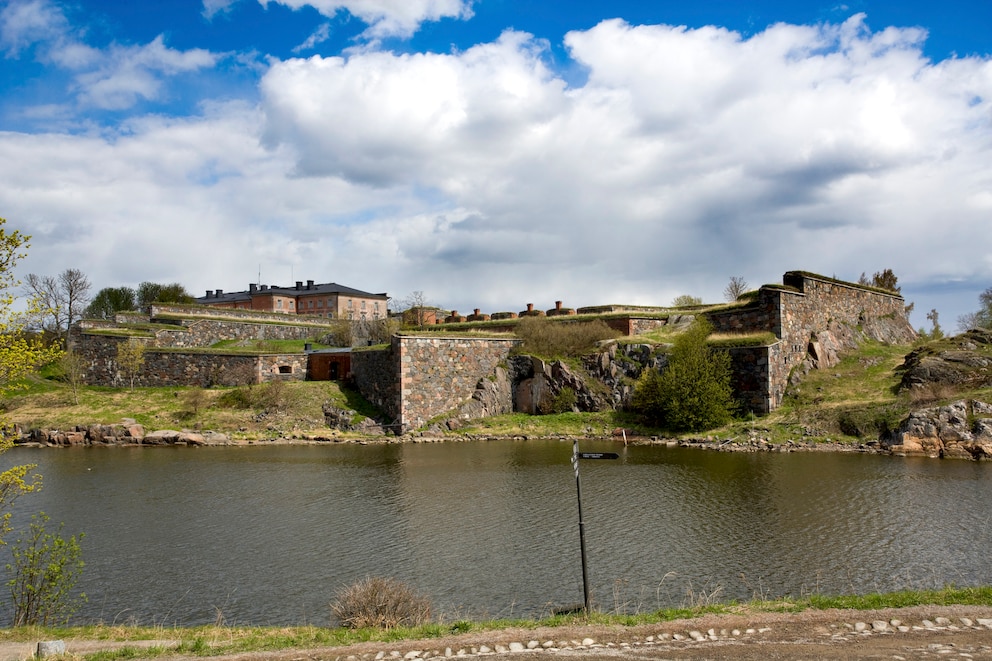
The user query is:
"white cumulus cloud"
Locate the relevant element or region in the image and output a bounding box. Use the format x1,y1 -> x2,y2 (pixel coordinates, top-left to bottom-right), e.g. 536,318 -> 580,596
2,13 -> 990,326
263,0 -> 474,39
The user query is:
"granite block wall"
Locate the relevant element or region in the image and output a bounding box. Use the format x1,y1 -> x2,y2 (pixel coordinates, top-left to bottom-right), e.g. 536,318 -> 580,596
71,329 -> 308,387
396,336 -> 520,431
350,343 -> 399,424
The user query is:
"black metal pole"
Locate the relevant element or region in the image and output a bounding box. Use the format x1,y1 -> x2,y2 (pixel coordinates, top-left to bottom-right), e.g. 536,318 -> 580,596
573,440 -> 590,613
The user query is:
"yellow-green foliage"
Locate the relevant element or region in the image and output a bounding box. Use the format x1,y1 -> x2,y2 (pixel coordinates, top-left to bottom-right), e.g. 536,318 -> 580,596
0,218 -> 61,542
116,340 -> 146,389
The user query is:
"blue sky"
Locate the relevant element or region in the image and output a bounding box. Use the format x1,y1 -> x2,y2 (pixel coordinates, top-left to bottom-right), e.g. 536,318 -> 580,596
1,0 -> 990,328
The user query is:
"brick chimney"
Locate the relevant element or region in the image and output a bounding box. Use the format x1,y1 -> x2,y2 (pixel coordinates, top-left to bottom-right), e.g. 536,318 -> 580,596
555,301 -> 562,310
527,303 -> 534,312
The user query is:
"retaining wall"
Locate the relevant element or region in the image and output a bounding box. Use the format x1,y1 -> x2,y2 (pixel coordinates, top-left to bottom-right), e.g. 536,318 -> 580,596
351,344 -> 399,423
395,336 -> 520,431
71,329 -> 308,387
707,272 -> 913,411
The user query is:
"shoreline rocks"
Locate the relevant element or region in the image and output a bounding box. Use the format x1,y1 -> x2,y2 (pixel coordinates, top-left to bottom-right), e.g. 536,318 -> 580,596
12,398 -> 991,460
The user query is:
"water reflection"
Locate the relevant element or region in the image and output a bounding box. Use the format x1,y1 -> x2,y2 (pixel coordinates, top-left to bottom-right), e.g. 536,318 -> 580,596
2,442 -> 991,626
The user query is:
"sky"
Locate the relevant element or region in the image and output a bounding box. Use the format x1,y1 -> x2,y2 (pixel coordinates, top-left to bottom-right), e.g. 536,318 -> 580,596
1,0 -> 990,330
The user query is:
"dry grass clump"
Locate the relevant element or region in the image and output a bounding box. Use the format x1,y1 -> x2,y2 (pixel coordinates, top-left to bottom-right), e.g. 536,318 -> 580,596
906,382 -> 961,407
330,577 -> 432,629
513,317 -> 620,359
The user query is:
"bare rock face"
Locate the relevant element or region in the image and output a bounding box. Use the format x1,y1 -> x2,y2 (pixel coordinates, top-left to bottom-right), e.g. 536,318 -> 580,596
322,403 -> 386,435
511,356 -> 612,415
885,400 -> 992,459
897,329 -> 992,392
454,365 -> 514,421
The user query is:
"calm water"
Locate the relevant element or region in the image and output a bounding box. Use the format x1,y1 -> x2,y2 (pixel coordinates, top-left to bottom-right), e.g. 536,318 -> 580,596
2,441 -> 991,626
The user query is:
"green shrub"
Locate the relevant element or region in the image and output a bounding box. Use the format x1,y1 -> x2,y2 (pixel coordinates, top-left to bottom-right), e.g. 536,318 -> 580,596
513,317 -> 619,359
330,576 -> 432,629
6,512 -> 86,626
539,387 -> 577,415
631,320 -> 736,432
217,387 -> 254,409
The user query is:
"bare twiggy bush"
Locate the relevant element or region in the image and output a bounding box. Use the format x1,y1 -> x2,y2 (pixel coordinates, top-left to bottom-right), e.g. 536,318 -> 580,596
513,317 -> 619,359
331,576 -> 431,629
907,383 -> 959,407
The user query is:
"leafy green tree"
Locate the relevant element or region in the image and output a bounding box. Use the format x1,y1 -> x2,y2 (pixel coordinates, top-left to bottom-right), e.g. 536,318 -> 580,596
6,512 -> 85,626
631,319 -> 736,432
85,286 -> 137,320
137,282 -> 194,308
957,287 -> 992,332
858,269 -> 900,293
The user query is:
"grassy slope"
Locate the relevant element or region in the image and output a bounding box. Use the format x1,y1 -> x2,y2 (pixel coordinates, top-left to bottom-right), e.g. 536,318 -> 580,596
2,374 -> 373,440
4,335 -> 991,442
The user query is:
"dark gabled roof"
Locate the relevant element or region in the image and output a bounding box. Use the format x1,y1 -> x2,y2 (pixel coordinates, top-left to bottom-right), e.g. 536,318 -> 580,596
196,281 -> 388,304
196,290 -> 251,304
271,282 -> 389,299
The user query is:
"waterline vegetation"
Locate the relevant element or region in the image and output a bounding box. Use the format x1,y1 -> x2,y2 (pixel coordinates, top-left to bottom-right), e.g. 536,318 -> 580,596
0,585 -> 990,659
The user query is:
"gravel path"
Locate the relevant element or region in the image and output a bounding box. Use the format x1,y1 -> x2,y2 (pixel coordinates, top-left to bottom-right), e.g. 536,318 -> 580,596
5,606 -> 992,661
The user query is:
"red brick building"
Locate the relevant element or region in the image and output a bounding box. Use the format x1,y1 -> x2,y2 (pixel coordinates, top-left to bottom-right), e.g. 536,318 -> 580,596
197,280 -> 389,319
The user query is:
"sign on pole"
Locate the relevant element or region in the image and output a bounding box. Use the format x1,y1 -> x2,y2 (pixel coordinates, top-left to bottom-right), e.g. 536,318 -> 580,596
572,441 -> 619,614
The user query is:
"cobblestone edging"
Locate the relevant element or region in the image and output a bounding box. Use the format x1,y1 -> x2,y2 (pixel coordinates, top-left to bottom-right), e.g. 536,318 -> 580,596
327,616 -> 992,660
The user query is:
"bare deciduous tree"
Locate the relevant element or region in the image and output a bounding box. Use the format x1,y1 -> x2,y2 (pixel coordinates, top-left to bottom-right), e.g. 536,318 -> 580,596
23,269 -> 91,344
957,286 -> 992,332
724,276 -> 749,302
56,350 -> 86,404
399,291 -> 436,327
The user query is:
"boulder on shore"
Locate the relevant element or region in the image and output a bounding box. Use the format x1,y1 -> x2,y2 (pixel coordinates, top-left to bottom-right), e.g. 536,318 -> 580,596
885,399 -> 992,459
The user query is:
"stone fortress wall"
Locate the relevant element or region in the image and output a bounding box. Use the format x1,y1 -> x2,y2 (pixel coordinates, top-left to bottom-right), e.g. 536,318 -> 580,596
68,270 -> 915,428
70,328 -> 311,387
706,271 -> 915,412
351,335 -> 520,430
370,272 -> 915,428
71,306 -> 340,387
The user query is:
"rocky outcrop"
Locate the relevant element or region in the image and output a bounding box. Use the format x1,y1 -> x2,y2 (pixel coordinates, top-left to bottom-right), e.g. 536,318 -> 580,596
582,341 -> 668,408
322,403 -> 389,435
884,400 -> 992,459
511,356 -> 613,415
789,318 -> 915,387
16,422 -> 234,446
896,329 -> 992,391
452,365 -> 514,422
